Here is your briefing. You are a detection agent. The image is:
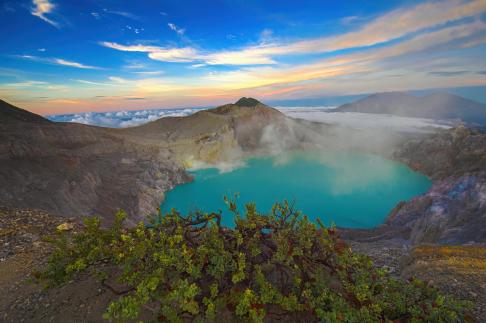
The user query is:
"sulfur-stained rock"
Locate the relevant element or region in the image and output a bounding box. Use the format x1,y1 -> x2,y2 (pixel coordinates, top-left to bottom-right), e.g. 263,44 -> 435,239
56,223 -> 74,232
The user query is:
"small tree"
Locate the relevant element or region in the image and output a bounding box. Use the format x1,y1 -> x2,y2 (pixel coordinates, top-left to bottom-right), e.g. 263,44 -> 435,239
37,199 -> 470,322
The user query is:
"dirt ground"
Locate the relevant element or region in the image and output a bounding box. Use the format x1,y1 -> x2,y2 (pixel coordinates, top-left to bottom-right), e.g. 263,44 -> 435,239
400,245 -> 486,321
0,207 -> 116,323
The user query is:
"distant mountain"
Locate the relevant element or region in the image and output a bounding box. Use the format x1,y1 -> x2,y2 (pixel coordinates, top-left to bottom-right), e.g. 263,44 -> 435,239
120,97 -> 285,152
334,92 -> 486,126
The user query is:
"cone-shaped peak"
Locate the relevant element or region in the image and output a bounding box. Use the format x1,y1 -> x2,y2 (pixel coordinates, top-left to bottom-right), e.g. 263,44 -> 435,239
235,97 -> 261,107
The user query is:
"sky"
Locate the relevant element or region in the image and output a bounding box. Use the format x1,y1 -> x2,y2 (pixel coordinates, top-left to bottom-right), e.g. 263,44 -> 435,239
1,0 -> 486,115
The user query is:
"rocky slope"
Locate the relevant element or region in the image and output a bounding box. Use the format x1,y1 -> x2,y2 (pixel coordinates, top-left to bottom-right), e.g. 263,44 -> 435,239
387,126 -> 486,244
394,125 -> 486,179
342,126 -> 486,246
0,98 -> 286,224
334,92 -> 486,127
118,97 -> 287,164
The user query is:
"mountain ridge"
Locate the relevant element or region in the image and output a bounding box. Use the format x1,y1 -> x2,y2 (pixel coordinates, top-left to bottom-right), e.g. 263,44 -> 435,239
334,92 -> 486,126
0,99 -> 51,124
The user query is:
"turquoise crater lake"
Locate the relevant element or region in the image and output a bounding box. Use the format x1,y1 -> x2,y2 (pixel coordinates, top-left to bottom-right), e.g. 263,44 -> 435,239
161,152 -> 431,228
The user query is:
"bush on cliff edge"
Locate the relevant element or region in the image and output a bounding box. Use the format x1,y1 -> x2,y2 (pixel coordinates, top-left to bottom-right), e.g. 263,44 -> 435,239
36,199 -> 470,322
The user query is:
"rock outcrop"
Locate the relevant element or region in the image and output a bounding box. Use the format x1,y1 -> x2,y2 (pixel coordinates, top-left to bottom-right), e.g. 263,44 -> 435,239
386,172 -> 486,244
393,125 -> 486,179
382,126 -> 486,244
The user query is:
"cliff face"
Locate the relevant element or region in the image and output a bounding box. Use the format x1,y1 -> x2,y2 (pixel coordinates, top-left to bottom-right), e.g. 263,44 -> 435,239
393,125 -> 486,179
386,172 -> 486,244
384,126 -> 486,244
0,98 -> 285,224
0,104 -> 190,225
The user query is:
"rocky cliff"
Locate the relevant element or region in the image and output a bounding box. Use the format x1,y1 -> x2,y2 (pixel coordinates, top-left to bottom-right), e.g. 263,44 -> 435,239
385,126 -> 486,244
0,98 -> 286,224
0,100 -> 192,225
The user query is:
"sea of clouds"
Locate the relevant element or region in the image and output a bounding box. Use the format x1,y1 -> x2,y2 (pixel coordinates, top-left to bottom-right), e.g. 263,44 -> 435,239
47,107 -> 206,128
278,107 -> 453,133
47,106 -> 452,132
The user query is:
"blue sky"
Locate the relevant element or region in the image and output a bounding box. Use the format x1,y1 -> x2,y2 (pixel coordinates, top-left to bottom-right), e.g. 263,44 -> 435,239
1,0 -> 486,115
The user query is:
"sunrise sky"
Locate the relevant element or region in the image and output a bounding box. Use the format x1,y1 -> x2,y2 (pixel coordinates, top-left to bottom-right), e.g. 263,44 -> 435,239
1,0 -> 486,115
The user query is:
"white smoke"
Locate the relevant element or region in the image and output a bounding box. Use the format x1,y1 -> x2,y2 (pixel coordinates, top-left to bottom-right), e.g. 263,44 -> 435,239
280,108 -> 452,133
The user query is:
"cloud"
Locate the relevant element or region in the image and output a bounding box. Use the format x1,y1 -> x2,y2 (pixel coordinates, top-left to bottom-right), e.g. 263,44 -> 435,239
125,25 -> 144,34
76,79 -> 114,86
30,0 -> 59,27
100,41 -> 199,63
240,0 -> 486,58
168,23 -> 185,35
102,9 -> 139,20
108,76 -> 129,83
340,15 -> 360,25
99,1 -> 486,67
204,48 -> 276,65
53,58 -> 98,69
429,71 -> 470,77
4,80 -> 48,87
281,108 -> 452,133
18,55 -> 100,69
100,41 -> 276,65
46,105 -> 453,132
195,20 -> 485,91
259,28 -> 274,43
132,71 -> 163,75
148,47 -> 198,62
47,107 -> 205,127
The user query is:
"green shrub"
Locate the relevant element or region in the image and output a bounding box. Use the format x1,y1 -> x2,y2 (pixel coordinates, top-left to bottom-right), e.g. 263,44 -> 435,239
36,199 -> 471,322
